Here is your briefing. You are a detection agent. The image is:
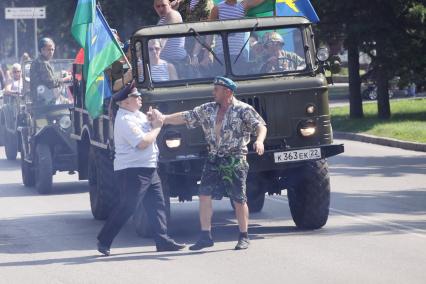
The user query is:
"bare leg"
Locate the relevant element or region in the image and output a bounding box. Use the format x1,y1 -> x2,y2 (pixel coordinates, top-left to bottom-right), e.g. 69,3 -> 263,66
233,201 -> 249,232
199,195 -> 213,231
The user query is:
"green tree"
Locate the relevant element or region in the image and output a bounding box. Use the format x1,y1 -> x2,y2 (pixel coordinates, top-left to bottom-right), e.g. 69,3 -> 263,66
312,0 -> 425,119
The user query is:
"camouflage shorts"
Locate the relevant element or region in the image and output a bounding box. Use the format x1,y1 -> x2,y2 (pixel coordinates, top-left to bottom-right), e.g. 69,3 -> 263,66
199,155 -> 249,204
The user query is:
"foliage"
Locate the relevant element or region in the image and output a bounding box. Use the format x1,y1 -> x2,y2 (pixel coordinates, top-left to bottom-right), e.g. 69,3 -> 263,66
0,0 -> 158,61
331,98 -> 426,143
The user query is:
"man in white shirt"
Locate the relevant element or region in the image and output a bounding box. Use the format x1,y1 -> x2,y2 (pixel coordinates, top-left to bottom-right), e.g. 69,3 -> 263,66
97,82 -> 185,256
4,63 -> 23,96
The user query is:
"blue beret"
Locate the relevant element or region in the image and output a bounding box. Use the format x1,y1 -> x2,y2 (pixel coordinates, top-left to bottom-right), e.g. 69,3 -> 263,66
214,76 -> 237,92
112,81 -> 140,102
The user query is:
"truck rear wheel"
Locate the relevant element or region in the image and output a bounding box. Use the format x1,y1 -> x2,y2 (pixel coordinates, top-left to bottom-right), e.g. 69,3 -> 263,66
21,151 -> 35,187
287,159 -> 330,229
5,132 -> 18,160
134,173 -> 171,238
90,148 -> 117,220
35,144 -> 53,194
0,121 -> 5,146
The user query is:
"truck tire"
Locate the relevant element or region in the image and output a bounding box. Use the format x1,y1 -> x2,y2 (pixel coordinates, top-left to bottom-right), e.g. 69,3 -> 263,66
35,144 -> 53,194
21,151 -> 35,187
287,159 -> 330,230
87,146 -> 97,186
5,132 -> 18,160
90,148 -> 117,220
0,122 -> 5,146
134,173 -> 171,238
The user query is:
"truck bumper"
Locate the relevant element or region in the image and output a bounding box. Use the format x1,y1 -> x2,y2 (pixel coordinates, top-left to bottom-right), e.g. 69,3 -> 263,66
160,144 -> 344,176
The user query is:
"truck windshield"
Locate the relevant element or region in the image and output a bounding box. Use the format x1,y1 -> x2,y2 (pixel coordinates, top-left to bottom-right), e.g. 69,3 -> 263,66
138,33 -> 226,83
231,27 -> 307,76
137,27 -> 307,84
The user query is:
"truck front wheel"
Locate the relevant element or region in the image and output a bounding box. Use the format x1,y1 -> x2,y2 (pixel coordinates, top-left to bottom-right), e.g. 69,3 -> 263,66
287,159 -> 330,229
35,144 -> 53,194
21,150 -> 35,187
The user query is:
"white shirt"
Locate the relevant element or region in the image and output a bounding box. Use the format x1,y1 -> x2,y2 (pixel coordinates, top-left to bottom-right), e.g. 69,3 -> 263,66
114,108 -> 159,171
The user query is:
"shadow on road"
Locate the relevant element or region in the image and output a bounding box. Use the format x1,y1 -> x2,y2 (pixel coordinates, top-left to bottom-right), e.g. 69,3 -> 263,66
329,154 -> 426,178
331,189 -> 426,216
0,181 -> 88,198
0,158 -> 20,172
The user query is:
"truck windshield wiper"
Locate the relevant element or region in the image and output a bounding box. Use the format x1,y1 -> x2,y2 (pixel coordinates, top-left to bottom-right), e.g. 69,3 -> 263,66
188,28 -> 223,66
234,23 -> 258,64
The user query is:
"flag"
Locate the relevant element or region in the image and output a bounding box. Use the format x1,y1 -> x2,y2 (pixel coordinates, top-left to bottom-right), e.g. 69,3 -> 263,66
276,0 -> 319,23
71,0 -> 95,48
247,0 -> 275,17
246,0 -> 319,23
71,1 -> 124,118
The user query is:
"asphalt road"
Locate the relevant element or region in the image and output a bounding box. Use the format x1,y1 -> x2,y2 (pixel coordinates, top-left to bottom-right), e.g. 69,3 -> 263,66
0,140 -> 425,284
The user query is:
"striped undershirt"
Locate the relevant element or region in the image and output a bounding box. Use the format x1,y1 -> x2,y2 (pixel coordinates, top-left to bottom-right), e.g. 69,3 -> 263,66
158,16 -> 187,61
214,1 -> 246,55
190,0 -> 200,10
151,61 -> 170,82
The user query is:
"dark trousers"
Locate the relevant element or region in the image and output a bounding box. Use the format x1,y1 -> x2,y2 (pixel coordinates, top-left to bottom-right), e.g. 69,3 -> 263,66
97,167 -> 169,248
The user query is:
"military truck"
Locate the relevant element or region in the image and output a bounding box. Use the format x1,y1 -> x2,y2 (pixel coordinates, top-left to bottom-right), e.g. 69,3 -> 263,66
0,90 -> 5,146
71,16 -> 344,236
0,85 -> 25,160
18,59 -> 78,194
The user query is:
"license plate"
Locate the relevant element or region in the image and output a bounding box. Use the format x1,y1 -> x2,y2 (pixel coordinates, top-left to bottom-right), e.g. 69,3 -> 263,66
274,148 -> 321,163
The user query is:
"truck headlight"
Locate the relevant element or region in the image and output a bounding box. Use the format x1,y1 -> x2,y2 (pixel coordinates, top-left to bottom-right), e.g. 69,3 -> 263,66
59,115 -> 72,129
165,138 -> 181,148
316,47 -> 330,62
298,120 -> 316,137
164,130 -> 182,149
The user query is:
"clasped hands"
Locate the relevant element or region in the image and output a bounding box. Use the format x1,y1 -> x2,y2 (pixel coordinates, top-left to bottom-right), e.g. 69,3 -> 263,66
147,106 -> 165,129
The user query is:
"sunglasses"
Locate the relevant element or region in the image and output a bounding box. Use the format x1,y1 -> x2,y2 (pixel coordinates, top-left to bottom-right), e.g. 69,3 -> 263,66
149,47 -> 161,52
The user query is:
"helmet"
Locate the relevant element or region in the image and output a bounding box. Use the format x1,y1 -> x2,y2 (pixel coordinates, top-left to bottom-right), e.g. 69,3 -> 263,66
38,37 -> 55,51
263,32 -> 284,46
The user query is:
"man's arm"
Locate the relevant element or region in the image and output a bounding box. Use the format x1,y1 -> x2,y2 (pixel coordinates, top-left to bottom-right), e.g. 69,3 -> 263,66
167,63 -> 178,80
253,124 -> 267,155
137,126 -> 162,150
113,70 -> 133,92
163,112 -> 186,125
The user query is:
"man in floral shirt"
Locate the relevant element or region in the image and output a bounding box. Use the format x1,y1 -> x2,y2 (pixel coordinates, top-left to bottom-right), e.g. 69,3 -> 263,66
156,76 -> 267,250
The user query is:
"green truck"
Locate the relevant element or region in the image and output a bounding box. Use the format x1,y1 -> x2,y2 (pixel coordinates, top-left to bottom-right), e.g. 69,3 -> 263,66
71,16 -> 344,236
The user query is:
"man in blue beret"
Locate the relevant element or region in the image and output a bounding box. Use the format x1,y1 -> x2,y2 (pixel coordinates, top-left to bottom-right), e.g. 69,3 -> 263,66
97,81 -> 185,256
154,76 -> 267,250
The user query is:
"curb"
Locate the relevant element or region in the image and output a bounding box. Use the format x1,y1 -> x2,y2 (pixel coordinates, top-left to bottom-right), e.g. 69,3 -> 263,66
334,131 -> 426,152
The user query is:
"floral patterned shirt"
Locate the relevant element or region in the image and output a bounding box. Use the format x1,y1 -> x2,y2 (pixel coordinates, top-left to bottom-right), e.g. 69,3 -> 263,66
178,0 -> 213,22
183,98 -> 266,157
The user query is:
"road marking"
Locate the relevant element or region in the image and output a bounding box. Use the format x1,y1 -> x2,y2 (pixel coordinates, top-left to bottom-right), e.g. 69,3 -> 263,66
266,195 -> 426,239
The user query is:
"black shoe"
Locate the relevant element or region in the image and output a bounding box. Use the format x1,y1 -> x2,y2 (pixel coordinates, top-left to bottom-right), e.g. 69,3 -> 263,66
189,238 -> 214,251
156,240 -> 186,252
97,241 -> 110,256
234,237 -> 250,250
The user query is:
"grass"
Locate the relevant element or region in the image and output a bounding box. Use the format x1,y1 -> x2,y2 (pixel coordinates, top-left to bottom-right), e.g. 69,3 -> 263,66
331,98 -> 426,143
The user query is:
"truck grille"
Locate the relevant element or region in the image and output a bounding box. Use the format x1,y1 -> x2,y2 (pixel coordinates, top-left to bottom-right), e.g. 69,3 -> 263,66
239,96 -> 268,123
